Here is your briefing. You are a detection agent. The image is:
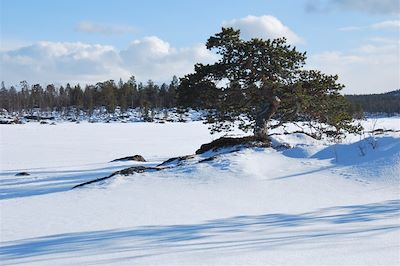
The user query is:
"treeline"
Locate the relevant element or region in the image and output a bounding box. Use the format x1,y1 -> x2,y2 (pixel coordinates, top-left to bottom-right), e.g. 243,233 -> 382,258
346,90 -> 400,115
1,77 -> 399,117
0,76 -> 179,113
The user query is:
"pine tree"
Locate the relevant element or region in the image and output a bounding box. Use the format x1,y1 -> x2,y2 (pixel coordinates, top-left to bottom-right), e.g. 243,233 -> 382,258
177,28 -> 359,139
83,85 -> 95,113
167,76 -> 178,108
100,80 -> 117,112
0,81 -> 9,111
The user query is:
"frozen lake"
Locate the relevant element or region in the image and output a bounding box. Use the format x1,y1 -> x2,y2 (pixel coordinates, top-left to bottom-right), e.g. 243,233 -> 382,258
1,118 -> 399,265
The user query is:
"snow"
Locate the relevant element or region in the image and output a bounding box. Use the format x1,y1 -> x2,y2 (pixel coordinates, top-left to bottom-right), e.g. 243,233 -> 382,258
0,121 -> 214,170
0,118 -> 399,265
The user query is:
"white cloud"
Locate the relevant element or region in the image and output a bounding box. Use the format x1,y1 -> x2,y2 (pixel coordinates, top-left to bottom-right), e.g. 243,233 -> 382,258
119,37 -> 219,82
0,37 -> 218,86
371,20 -> 400,29
0,39 -> 33,52
338,26 -> 363,31
76,21 -> 137,35
0,41 -> 126,85
368,37 -> 400,44
123,36 -> 171,60
222,15 -> 303,45
308,43 -> 400,94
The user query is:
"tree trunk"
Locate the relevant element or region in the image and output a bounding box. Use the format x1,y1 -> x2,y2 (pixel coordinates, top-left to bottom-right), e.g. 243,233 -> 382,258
254,96 -> 281,140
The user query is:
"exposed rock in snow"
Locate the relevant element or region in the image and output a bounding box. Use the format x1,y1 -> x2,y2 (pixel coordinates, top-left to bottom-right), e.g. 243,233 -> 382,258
110,155 -> 146,162
195,136 -> 270,154
15,172 -> 30,176
157,155 -> 195,167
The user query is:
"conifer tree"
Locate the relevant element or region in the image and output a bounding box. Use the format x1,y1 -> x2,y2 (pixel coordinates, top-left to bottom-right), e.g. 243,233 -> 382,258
177,28 -> 360,139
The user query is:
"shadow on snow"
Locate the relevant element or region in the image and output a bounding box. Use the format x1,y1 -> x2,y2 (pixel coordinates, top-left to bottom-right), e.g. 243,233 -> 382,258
276,136 -> 400,181
0,162 -> 154,200
1,199 -> 399,264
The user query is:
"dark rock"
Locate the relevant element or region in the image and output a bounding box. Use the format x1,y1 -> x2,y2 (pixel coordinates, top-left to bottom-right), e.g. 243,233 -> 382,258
15,172 -> 30,176
24,115 -> 55,121
143,117 -> 153,122
40,120 -> 48,124
111,155 -> 146,162
72,175 -> 111,189
198,156 -> 217,163
111,166 -> 160,176
72,166 -> 160,189
24,115 -> 39,120
195,136 -> 271,154
157,155 -> 195,167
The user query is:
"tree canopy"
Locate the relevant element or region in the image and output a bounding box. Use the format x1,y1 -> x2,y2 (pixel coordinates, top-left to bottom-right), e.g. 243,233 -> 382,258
177,27 -> 359,139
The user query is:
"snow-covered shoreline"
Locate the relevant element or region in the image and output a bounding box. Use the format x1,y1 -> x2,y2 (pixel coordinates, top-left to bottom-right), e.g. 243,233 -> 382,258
0,108 -> 207,125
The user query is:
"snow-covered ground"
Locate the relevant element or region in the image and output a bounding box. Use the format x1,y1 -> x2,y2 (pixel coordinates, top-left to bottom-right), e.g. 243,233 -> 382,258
0,118 -> 399,265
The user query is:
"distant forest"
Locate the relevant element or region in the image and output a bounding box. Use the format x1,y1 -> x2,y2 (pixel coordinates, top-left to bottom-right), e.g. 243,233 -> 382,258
0,76 -> 178,113
0,78 -> 399,116
345,90 -> 400,116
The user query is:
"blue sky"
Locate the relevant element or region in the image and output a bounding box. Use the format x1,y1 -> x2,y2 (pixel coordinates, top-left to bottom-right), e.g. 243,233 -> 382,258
1,0 -> 399,94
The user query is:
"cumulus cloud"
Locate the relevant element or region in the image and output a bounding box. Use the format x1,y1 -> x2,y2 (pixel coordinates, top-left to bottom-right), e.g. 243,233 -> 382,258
120,36 -> 219,82
76,21 -> 137,35
0,41 -> 126,85
222,15 -> 303,45
308,41 -> 400,94
0,37 -> 218,86
306,0 -> 399,14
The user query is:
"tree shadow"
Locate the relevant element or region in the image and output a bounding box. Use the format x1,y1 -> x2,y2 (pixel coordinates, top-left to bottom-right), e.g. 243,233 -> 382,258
1,199 -> 398,264
271,165 -> 335,180
0,162 -> 153,200
311,136 -> 400,166
274,136 -> 400,181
